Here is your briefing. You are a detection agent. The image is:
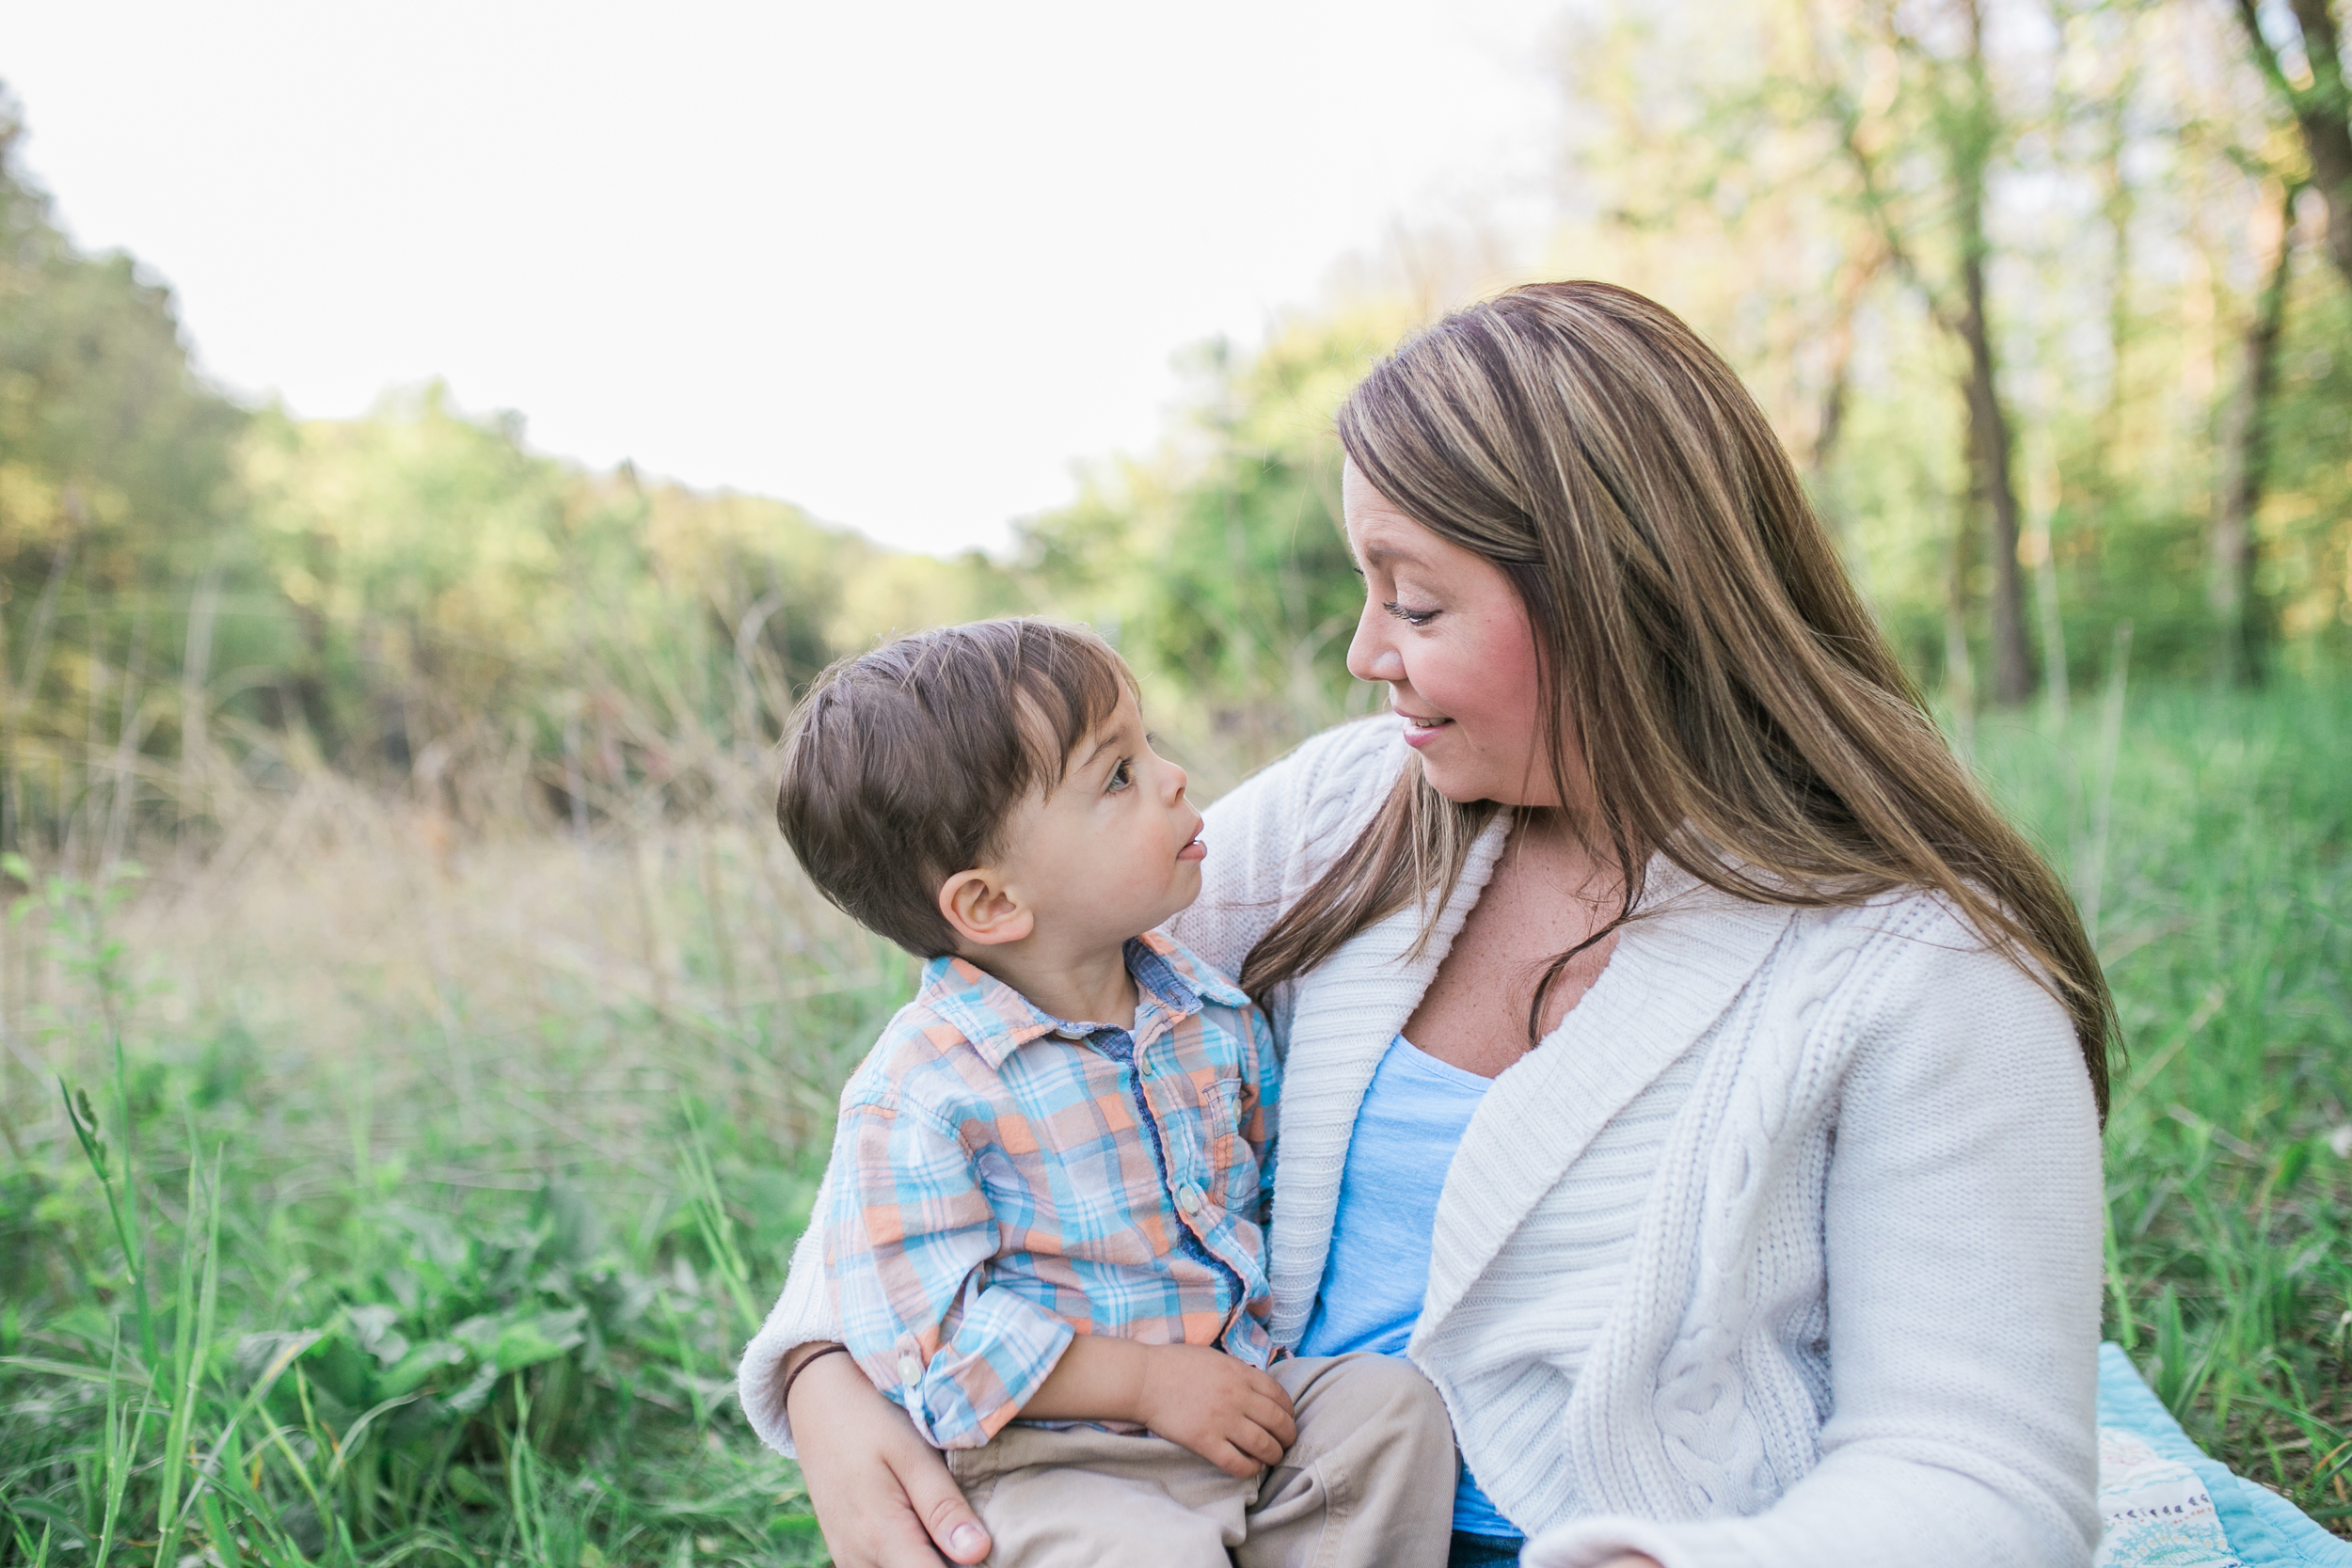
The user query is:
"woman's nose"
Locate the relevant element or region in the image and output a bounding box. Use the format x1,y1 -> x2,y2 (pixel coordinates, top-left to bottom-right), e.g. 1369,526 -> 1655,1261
1346,603 -> 1405,685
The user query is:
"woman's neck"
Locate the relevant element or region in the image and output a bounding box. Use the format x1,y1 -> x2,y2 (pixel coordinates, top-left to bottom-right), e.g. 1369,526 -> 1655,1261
1401,812 -> 1626,1079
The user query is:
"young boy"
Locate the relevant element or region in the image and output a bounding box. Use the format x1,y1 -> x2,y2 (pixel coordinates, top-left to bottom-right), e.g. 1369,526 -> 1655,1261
772,620 -> 1454,1568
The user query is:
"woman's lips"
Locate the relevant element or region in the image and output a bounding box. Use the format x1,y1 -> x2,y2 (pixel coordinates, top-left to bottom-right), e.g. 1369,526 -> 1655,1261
1397,712 -> 1453,749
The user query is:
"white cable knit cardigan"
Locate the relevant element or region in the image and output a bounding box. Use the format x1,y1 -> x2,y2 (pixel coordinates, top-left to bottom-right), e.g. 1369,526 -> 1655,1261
739,716 -> 2104,1568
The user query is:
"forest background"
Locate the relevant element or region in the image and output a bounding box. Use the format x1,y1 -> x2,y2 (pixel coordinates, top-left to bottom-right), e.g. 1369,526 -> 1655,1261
3,0 -> 2351,1560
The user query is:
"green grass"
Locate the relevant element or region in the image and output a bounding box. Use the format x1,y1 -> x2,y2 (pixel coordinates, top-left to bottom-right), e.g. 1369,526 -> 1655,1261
0,840 -> 915,1568
1975,677 -> 2352,1531
4,678 -> 2349,1562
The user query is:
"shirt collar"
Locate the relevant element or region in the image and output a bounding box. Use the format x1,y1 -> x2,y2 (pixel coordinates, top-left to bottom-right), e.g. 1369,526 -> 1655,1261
1133,927 -> 1253,1010
917,932 -> 1245,1070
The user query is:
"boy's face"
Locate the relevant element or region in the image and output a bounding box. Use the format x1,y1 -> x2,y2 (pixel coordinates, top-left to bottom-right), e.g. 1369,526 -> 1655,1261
982,688 -> 1206,949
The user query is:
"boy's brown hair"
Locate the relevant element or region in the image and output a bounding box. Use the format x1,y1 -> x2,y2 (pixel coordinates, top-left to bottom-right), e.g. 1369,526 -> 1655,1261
775,618 -> 1134,958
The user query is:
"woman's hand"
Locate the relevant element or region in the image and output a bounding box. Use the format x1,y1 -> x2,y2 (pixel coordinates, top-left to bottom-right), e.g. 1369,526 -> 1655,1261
785,1347 -> 992,1567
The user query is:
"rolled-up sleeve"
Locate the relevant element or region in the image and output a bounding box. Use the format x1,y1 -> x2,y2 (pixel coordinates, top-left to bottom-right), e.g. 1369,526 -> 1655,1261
825,1096 -> 1075,1449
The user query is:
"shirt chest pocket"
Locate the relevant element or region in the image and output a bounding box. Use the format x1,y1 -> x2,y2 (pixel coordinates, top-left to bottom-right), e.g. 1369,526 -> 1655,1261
1192,1072 -> 1244,1134
1199,1075 -> 1256,1211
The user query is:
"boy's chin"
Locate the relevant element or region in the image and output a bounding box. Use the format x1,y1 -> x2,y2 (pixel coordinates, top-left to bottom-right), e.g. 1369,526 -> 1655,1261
1145,873 -> 1204,930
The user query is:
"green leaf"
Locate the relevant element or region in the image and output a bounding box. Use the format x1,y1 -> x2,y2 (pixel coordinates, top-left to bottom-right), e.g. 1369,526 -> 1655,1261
443,1361 -> 503,1416
379,1340 -> 468,1399
451,1307 -> 587,1374
346,1303 -> 411,1367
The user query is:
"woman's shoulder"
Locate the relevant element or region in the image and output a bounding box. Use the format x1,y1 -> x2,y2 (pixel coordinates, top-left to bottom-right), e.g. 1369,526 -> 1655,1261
1663,884 -> 2095,1159
1236,711 -> 1406,804
1770,885 -> 2078,1064
1782,881 -> 1986,951
1647,859 -> 1993,962
1779,882 -> 2036,974
1203,714 -> 1406,865
1640,867 -> 2070,1049
1168,716 -> 1406,970
1792,889 -> 2101,1164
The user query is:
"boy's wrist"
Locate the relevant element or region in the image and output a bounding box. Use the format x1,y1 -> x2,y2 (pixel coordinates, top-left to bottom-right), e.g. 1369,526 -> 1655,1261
778,1342 -> 851,1424
1018,1331 -> 1154,1427
1126,1340 -> 1178,1429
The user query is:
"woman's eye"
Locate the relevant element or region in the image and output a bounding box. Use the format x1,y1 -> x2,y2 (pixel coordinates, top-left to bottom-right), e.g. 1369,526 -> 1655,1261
1106,758 -> 1135,792
1384,600 -> 1438,627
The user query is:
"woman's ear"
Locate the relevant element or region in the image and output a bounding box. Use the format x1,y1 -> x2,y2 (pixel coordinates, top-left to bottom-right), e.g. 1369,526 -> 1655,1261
938,868 -> 1035,948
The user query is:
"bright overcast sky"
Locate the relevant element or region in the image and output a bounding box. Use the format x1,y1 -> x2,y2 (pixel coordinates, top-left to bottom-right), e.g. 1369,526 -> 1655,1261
4,2 -> 1566,555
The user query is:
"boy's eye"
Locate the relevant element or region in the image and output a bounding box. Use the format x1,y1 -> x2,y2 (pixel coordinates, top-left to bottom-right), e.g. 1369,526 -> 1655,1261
1106,758 -> 1135,792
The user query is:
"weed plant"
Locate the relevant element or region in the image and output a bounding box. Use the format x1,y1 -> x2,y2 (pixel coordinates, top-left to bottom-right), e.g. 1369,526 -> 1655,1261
2,679 -> 2347,1562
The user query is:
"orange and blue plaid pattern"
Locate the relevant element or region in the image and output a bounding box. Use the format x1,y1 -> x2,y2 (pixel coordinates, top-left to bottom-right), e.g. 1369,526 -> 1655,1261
820,932 -> 1278,1449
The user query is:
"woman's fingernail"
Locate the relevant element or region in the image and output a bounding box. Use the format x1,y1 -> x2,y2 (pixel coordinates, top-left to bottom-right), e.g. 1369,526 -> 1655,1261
951,1523 -> 987,1557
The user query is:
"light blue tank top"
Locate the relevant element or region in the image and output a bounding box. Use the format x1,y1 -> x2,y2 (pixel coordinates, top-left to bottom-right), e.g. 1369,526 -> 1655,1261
1295,1036 -> 1519,1541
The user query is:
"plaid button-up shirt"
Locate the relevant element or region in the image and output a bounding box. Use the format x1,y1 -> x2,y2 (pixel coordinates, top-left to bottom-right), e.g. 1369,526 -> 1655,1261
821,932 -> 1279,1449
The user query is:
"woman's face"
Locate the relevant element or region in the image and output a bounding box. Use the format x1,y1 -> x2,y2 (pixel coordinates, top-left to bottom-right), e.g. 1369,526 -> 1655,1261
1342,462 -> 1566,809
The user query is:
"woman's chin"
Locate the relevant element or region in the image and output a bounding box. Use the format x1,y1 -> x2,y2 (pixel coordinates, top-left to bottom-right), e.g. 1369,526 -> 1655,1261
1412,752 -> 1558,810
1411,752 -> 1497,805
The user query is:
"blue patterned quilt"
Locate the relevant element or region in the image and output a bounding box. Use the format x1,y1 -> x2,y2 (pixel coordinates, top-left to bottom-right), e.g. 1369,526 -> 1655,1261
2096,1342 -> 2351,1566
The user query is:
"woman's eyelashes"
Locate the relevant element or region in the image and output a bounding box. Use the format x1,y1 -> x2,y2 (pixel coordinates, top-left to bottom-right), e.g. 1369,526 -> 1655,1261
1384,599 -> 1439,627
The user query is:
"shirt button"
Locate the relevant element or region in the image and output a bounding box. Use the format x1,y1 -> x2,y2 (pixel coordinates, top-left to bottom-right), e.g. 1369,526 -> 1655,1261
1177,1182 -> 1205,1215
898,1354 -> 922,1386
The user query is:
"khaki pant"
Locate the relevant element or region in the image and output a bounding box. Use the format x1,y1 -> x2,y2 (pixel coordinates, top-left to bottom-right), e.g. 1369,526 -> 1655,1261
944,1352 -> 1455,1568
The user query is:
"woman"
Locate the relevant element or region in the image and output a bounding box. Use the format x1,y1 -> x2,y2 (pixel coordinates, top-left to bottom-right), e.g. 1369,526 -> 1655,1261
741,280 -> 2109,1568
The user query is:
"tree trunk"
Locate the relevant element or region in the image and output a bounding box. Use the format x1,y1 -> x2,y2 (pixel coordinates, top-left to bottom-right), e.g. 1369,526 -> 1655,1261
291,601 -> 340,757
1825,0 -> 2027,693
2211,181 -> 2301,684
1951,0 -> 2033,705
1945,495 -> 1978,756
2090,60 -> 2137,531
1806,251 -> 1880,576
2239,0 -> 2352,290
1957,245 -> 2035,705
2289,0 -> 2352,284
1809,248 -> 1883,482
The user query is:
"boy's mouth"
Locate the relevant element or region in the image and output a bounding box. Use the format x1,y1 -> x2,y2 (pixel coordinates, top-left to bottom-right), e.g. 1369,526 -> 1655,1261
1177,830 -> 1206,863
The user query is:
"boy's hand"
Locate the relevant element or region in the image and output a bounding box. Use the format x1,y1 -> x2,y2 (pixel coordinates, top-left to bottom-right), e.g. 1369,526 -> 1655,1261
1134,1343 -> 1296,1478
1020,1332 -> 1296,1479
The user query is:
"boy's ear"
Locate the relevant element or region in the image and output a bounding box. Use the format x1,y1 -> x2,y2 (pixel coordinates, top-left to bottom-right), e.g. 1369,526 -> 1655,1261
938,868 -> 1034,949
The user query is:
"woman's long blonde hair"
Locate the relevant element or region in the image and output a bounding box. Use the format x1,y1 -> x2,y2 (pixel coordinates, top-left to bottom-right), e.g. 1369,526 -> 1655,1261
1241,280 -> 2114,1118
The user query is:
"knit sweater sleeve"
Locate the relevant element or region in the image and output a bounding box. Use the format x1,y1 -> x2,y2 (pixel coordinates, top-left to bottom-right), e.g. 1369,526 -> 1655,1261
1525,909 -> 2105,1568
736,1154 -> 843,1457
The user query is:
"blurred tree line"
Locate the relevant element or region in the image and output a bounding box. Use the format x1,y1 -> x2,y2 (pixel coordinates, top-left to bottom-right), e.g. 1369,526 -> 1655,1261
0,93 -> 1021,864
1030,0 -> 2352,742
4,0 -> 2349,866
1530,0 -> 2352,711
